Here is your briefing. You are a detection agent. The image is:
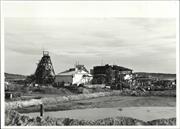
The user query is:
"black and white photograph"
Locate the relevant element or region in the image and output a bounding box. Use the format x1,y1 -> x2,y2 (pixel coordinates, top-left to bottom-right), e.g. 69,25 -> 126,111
1,0 -> 179,128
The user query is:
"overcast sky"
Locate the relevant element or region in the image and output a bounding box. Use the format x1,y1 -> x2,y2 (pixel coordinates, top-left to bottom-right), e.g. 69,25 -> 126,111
3,1 -> 178,75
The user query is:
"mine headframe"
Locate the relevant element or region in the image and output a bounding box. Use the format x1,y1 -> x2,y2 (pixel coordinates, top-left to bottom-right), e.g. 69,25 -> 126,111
34,51 -> 55,85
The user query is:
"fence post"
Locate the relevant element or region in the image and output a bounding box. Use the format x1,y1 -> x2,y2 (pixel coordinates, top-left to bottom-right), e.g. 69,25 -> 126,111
40,104 -> 44,117
10,93 -> 13,100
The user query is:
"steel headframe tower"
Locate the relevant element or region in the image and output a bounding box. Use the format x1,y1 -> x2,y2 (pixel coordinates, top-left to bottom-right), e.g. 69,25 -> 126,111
34,51 -> 55,85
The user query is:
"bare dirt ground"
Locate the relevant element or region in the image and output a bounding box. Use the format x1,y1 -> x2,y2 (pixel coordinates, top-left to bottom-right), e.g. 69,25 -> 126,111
22,107 -> 176,122
20,95 -> 176,122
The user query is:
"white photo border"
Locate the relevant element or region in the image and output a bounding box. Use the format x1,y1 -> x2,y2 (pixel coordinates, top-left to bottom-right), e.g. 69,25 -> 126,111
1,1 -> 179,129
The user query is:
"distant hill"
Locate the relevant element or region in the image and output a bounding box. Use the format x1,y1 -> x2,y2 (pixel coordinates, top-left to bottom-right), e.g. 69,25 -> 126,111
134,72 -> 176,80
5,73 -> 27,81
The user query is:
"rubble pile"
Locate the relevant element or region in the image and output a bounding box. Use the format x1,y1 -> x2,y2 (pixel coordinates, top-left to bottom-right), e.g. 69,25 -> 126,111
147,118 -> 176,125
131,73 -> 176,91
5,110 -> 176,126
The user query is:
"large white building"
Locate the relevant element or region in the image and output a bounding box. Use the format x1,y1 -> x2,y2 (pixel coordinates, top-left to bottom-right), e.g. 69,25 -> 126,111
55,65 -> 92,86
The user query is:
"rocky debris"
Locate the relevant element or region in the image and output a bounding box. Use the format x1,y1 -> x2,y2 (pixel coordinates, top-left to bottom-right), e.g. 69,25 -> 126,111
147,118 -> 176,125
114,117 -> 147,125
5,110 -> 30,126
5,110 -> 176,126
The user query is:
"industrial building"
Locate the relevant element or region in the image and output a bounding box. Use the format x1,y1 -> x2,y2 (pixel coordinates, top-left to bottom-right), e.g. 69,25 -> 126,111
55,64 -> 93,87
91,64 -> 133,85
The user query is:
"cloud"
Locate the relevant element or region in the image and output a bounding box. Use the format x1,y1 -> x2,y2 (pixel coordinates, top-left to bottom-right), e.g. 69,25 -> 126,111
4,18 -> 176,74
8,47 -> 42,56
